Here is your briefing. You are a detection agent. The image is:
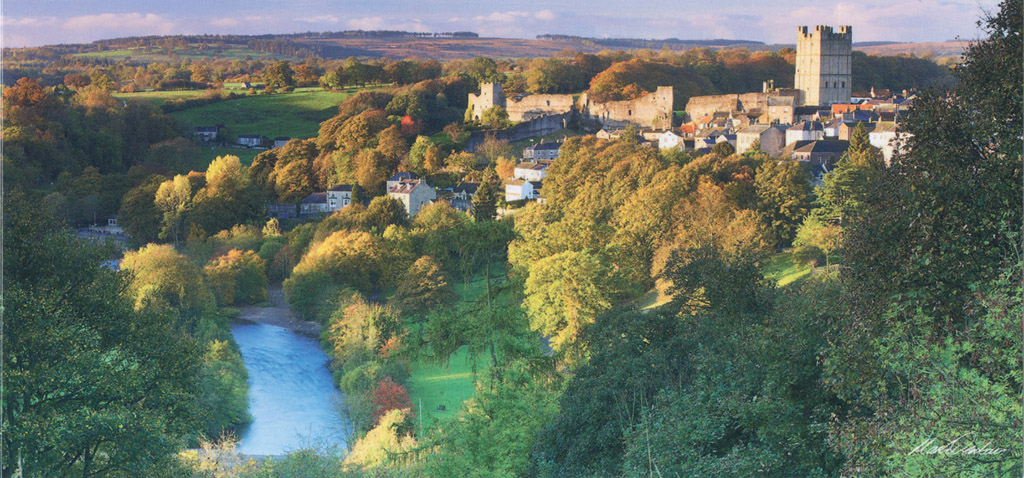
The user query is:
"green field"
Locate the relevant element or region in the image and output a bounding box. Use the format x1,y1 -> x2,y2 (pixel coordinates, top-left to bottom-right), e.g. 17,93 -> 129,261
195,146 -> 260,168
166,87 -> 370,140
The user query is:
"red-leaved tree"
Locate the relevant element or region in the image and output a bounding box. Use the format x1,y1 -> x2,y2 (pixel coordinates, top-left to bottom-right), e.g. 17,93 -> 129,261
371,377 -> 414,425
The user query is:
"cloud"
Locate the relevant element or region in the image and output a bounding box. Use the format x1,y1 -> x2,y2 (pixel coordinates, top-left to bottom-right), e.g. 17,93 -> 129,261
473,11 -> 531,23
2,17 -> 59,27
209,17 -> 239,27
346,16 -> 430,32
535,9 -> 556,21
298,15 -> 340,24
63,13 -> 175,35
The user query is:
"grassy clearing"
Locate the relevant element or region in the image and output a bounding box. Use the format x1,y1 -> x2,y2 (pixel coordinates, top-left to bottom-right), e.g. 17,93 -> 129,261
406,346 -> 482,428
763,251 -> 813,287
113,89 -> 209,106
167,88 -> 373,140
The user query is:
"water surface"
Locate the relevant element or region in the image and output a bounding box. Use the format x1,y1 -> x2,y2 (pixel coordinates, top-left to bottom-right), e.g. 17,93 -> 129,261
230,321 -> 348,455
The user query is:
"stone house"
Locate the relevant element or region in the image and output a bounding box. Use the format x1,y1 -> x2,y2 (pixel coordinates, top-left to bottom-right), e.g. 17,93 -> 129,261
388,177 -> 436,217
658,130 -> 683,150
300,193 -> 329,215
791,140 -> 849,165
273,137 -> 291,148
736,124 -> 786,156
838,121 -> 877,141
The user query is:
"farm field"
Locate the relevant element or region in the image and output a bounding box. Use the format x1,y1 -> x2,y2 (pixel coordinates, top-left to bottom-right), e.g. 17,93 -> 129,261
165,87 -> 376,141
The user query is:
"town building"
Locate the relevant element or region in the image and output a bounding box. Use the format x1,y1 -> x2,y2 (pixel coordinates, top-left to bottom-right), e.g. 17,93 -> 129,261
523,142 -> 563,160
194,126 -> 220,141
514,161 -> 549,182
326,184 -> 353,212
786,121 -> 825,145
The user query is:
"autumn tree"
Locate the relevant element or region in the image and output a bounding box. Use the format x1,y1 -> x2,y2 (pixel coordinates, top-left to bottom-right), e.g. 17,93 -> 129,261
755,158 -> 813,248
204,249 -> 269,306
154,174 -> 193,244
523,250 -> 612,358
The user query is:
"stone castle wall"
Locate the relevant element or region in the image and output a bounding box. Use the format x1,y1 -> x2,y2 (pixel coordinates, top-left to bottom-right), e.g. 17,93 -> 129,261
579,86 -> 674,130
684,90 -> 800,123
505,94 -> 576,121
463,113 -> 569,153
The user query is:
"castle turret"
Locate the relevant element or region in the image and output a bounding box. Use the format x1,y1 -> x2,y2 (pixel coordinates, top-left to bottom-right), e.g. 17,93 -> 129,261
795,25 -> 852,106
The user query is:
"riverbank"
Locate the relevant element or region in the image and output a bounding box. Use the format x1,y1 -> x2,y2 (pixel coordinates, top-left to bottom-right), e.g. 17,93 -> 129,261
237,287 -> 321,336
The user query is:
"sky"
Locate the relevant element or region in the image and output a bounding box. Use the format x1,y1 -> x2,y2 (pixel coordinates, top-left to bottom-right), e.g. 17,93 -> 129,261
1,0 -> 1002,48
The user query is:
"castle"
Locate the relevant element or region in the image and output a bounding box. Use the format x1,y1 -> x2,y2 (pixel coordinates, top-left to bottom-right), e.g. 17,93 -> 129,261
795,25 -> 852,106
469,82 -> 674,130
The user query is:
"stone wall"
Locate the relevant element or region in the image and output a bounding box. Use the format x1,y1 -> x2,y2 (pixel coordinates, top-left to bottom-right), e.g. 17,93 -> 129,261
580,86 -> 673,130
506,94 -> 575,121
463,113 -> 569,153
684,90 -> 800,123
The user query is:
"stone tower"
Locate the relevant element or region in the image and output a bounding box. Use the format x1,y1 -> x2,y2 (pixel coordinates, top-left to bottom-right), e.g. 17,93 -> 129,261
469,82 -> 505,120
795,25 -> 852,106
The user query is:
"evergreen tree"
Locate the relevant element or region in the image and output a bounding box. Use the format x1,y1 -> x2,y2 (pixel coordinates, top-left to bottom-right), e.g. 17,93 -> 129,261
472,180 -> 498,221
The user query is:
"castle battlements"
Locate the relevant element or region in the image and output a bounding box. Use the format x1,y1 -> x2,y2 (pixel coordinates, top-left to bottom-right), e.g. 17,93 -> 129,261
795,24 -> 852,106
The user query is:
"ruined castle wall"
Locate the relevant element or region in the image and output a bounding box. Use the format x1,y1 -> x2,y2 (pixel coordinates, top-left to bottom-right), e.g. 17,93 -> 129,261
684,95 -> 739,122
583,86 -> 673,130
463,113 -> 568,153
505,94 -> 575,122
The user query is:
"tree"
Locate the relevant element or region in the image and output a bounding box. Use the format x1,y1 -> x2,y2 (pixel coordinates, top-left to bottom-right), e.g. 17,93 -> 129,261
264,61 -> 295,87
203,249 -> 269,306
443,122 -> 464,142
370,377 -> 414,425
119,176 -> 164,244
523,250 -> 612,357
154,174 -> 193,244
471,180 -> 498,221
407,135 -> 433,174
204,155 -> 246,197
3,193 -> 201,478
793,215 -> 842,278
480,105 -> 509,128
121,243 -> 216,327
755,159 -> 813,248
812,122 -> 884,227
365,196 -> 408,231
393,255 -> 456,318
711,140 -> 735,158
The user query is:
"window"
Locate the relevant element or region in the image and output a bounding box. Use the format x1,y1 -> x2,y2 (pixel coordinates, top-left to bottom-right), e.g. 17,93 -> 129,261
546,100 -> 550,106
841,81 -> 846,88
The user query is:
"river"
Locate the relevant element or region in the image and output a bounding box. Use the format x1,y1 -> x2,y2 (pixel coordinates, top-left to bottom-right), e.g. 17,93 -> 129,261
229,289 -> 348,455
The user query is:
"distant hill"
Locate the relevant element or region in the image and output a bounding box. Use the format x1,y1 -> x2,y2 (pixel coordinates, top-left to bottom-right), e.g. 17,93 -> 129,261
3,31 -> 969,62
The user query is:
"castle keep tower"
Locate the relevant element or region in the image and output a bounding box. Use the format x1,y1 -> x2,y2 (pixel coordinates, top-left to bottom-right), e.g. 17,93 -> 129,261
468,82 -> 505,121
795,25 -> 852,106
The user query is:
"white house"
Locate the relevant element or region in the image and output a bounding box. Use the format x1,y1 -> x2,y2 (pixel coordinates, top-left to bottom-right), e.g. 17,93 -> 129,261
658,131 -> 683,150
868,122 -> 910,165
786,121 -> 824,146
237,135 -> 267,147
326,184 -> 353,212
505,179 -> 537,201
513,161 -> 549,182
